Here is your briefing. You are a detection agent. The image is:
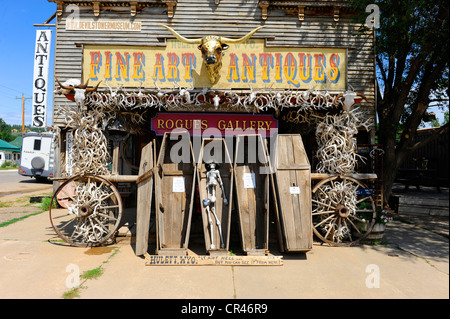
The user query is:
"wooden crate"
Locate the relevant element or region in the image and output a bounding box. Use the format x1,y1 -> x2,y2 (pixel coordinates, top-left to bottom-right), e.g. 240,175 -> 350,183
272,134 -> 312,252
234,135 -> 271,256
197,138 -> 233,255
155,132 -> 196,256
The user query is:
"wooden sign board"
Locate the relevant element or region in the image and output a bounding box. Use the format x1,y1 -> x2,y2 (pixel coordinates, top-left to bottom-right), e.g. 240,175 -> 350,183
145,254 -> 283,266
83,39 -> 347,90
151,113 -> 278,137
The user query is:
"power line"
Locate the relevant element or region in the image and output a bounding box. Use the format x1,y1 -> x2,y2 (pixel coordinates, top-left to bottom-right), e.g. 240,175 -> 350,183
0,84 -> 25,94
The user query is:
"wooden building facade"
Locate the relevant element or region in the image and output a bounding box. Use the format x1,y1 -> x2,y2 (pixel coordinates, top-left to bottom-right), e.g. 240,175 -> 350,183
49,0 -> 376,127
46,0 -> 380,251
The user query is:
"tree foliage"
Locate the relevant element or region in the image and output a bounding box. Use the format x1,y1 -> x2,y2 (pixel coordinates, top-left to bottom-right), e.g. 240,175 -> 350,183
351,0 -> 449,203
0,118 -> 45,142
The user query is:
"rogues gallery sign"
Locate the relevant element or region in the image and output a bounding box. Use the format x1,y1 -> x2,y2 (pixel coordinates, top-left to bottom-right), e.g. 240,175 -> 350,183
151,113 -> 278,137
83,39 -> 347,90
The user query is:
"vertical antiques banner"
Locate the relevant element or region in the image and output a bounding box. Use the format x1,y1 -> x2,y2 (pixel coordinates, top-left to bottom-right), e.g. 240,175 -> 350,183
32,30 -> 52,128
83,39 -> 347,90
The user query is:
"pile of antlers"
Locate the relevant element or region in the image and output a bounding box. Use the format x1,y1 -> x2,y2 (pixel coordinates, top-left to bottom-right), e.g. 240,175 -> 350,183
55,78 -> 349,113
315,106 -> 374,174
54,103 -> 111,176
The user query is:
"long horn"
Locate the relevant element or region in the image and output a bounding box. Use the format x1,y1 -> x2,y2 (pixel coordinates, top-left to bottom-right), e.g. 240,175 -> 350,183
220,26 -> 264,44
333,94 -> 343,105
86,81 -> 102,93
159,24 -> 202,44
55,77 -> 72,90
78,79 -> 89,89
356,93 -> 368,102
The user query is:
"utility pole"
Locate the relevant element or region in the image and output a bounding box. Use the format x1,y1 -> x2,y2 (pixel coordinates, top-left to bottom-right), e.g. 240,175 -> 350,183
16,94 -> 32,134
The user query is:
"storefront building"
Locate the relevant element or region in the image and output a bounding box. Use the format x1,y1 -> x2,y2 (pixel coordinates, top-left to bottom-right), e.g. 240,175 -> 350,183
46,0 -> 380,254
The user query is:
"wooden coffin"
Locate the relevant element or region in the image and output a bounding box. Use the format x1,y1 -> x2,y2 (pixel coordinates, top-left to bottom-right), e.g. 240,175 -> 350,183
272,134 -> 312,252
155,132 -> 196,256
197,138 -> 233,255
135,141 -> 154,256
234,135 -> 271,256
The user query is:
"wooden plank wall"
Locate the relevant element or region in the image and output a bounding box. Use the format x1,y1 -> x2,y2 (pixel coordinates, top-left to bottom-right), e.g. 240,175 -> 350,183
52,0 -> 375,128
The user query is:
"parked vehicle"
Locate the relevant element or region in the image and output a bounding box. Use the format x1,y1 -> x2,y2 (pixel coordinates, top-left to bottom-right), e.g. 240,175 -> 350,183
18,132 -> 54,181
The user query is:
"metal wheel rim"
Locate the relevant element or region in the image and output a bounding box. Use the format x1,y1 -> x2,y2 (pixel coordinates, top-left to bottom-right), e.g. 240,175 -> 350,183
312,175 -> 377,247
49,175 -> 123,247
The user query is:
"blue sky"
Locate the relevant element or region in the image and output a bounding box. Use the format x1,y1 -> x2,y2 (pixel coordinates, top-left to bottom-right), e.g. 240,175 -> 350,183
0,0 -> 56,126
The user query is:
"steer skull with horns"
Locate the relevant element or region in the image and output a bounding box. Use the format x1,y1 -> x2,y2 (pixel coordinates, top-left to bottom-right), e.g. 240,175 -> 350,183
55,77 -> 101,109
159,24 -> 264,84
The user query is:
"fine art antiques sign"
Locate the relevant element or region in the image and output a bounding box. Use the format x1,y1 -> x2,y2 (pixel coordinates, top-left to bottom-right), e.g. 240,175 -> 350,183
83,39 -> 347,90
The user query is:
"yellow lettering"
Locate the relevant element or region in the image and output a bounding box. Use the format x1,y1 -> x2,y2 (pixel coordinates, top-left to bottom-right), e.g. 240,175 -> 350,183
193,120 -> 202,130
132,52 -> 144,80
218,120 -> 226,130
227,53 -> 239,81
152,53 -> 165,80
104,51 -> 112,79
115,52 -> 130,80
175,119 -> 183,128
166,119 -> 174,130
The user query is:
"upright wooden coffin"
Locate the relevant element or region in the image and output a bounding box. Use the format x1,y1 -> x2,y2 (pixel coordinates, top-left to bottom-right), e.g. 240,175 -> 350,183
155,132 -> 196,256
135,141 -> 154,256
272,134 -> 312,252
234,135 -> 270,256
197,138 -> 233,255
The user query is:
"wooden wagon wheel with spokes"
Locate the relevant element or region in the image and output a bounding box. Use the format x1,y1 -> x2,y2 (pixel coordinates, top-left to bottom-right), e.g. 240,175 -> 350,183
49,175 -> 123,247
312,175 -> 377,246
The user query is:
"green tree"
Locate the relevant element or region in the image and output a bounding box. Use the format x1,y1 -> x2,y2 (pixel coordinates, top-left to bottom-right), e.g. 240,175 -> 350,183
0,118 -> 13,142
351,0 -> 449,204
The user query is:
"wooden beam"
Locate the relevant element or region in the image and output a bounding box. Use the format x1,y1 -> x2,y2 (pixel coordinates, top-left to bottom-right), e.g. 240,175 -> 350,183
259,0 -> 270,20
298,5 -> 305,20
56,1 -> 64,16
130,2 -> 138,16
162,0 -> 177,18
93,2 -> 101,17
333,6 -> 340,22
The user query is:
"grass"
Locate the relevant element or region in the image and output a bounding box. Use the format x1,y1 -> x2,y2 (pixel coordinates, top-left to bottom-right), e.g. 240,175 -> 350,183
0,211 -> 43,228
62,248 -> 120,299
0,194 -> 54,228
80,267 -> 104,280
40,196 -> 56,211
62,287 -> 83,299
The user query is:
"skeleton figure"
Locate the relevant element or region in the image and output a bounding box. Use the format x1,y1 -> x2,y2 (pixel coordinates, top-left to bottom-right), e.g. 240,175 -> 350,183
203,163 -> 228,250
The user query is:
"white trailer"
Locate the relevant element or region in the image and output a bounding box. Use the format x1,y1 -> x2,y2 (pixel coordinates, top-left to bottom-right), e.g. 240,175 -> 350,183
18,132 -> 54,181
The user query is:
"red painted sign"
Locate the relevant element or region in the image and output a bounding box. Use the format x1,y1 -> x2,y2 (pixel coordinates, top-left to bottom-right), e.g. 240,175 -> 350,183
151,113 -> 278,136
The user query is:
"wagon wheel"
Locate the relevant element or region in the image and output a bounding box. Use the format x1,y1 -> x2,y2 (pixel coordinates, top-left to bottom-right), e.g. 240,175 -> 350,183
312,175 -> 377,246
49,175 -> 123,247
